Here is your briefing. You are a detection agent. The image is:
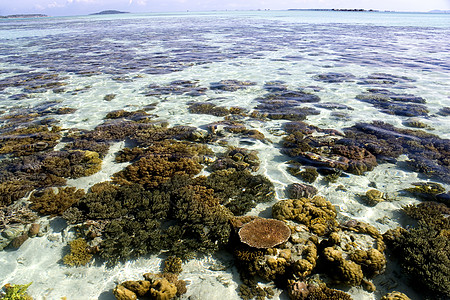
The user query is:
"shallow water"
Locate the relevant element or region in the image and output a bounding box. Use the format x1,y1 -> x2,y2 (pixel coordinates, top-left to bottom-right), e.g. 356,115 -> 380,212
0,10 -> 449,300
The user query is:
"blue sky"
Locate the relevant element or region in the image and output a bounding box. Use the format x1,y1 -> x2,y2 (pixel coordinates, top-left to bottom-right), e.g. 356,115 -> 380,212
1,0 -> 450,16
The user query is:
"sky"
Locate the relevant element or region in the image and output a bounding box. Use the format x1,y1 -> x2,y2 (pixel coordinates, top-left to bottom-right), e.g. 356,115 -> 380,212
1,0 -> 450,16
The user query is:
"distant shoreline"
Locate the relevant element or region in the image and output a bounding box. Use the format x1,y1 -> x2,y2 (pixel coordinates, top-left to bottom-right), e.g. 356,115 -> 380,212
288,9 -> 379,12
0,14 -> 48,19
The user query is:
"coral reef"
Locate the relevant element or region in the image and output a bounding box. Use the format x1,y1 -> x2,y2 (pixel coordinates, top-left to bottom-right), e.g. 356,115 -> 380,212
115,140 -> 213,164
0,202 -> 38,230
361,189 -> 387,206
63,238 -> 93,267
288,280 -> 352,300
113,259 -> 187,300
355,89 -> 428,117
206,120 -> 266,141
282,122 -> 376,175
343,121 -> 450,183
210,79 -> 256,91
163,256 -> 183,275
30,187 -> 85,216
313,72 -> 355,83
0,125 -> 61,156
143,80 -> 207,97
188,102 -> 236,117
287,164 -> 319,183
238,218 -> 291,248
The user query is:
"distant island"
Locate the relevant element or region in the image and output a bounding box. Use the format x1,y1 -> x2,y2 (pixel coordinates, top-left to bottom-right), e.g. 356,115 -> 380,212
0,14 -> 48,19
288,9 -> 378,12
428,10 -> 450,13
90,10 -> 129,15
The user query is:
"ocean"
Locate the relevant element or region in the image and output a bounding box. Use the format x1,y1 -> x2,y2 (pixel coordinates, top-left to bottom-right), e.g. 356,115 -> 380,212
0,10 -> 449,300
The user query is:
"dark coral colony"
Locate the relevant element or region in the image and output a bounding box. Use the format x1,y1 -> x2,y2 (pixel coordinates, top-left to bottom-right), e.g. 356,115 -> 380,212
0,12 -> 449,300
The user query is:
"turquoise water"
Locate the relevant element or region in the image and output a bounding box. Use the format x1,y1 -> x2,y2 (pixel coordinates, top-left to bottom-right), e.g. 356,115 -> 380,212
0,10 -> 449,300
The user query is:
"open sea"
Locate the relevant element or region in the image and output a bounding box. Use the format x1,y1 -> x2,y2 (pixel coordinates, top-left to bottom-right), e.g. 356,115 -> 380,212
0,10 -> 449,300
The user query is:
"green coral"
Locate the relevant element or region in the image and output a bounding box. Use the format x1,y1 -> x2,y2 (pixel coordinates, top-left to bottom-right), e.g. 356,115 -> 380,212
0,282 -> 33,300
203,168 -> 275,215
384,202 -> 450,297
63,238 -> 93,267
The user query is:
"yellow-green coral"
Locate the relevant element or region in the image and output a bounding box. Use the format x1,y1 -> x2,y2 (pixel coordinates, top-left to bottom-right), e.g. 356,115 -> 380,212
323,247 -> 364,286
0,282 -> 33,300
272,196 -> 337,236
63,238 -> 93,267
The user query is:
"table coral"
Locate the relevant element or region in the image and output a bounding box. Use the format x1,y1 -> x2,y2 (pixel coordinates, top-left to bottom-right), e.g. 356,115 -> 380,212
238,218 -> 291,249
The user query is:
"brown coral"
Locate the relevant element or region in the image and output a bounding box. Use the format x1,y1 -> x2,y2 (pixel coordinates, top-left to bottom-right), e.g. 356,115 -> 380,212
63,238 -> 93,267
238,218 -> 291,249
113,156 -> 202,189
30,187 -> 85,216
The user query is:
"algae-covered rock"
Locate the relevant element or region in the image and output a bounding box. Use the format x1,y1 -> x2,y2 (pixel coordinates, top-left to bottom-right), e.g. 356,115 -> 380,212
361,189 -> 386,206
286,183 -> 318,199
